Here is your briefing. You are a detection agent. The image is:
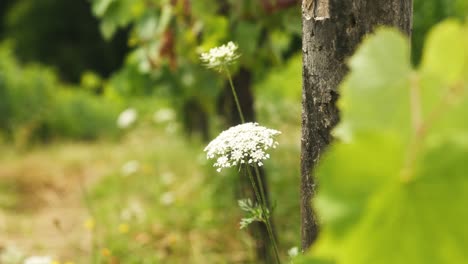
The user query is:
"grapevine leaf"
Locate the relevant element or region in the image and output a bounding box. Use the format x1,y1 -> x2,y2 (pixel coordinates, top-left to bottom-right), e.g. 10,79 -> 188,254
314,143 -> 468,264
304,21 -> 468,264
338,29 -> 411,138
421,20 -> 466,85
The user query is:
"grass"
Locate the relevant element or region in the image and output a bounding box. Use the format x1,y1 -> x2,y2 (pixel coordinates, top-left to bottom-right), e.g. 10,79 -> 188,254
0,101 -> 302,263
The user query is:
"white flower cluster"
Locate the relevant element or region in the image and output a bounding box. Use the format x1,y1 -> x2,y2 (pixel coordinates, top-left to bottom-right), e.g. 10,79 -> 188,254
204,122 -> 281,172
200,41 -> 240,71
23,256 -> 53,264
121,160 -> 140,176
117,108 -> 137,129
153,108 -> 176,123
288,246 -> 299,258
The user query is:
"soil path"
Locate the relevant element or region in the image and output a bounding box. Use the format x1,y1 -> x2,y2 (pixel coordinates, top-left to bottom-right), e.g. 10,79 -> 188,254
0,143 -> 122,262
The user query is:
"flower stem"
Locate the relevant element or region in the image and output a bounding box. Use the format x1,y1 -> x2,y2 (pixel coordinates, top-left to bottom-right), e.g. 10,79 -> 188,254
254,165 -> 281,263
246,166 -> 281,264
225,68 -> 246,124
226,66 -> 280,263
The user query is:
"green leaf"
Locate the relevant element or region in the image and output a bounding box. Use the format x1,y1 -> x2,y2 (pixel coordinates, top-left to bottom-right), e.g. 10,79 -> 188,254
327,143 -> 467,264
347,28 -> 411,91
92,0 -> 116,17
100,20 -> 117,40
197,16 -> 229,51
418,22 -> 468,145
337,29 -> 411,139
305,21 -> 468,264
233,21 -> 262,64
315,134 -> 406,238
421,20 -> 466,85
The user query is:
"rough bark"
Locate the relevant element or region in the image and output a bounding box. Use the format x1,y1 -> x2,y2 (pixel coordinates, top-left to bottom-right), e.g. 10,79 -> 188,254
301,0 -> 413,250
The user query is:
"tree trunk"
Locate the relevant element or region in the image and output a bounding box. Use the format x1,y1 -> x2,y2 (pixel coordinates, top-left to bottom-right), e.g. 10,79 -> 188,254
300,0 -> 413,250
182,99 -> 210,141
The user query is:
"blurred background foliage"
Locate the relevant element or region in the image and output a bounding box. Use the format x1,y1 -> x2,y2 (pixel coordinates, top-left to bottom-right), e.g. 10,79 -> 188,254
0,0 -> 466,263
0,0 -> 466,144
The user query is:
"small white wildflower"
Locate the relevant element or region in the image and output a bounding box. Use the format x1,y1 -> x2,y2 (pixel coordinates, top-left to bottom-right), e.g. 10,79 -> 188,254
161,171 -> 175,185
120,199 -> 146,222
200,41 -> 240,71
23,256 -> 53,264
160,192 -> 175,206
204,122 -> 281,172
288,246 -> 299,258
121,160 -> 140,176
117,108 -> 138,129
153,108 -> 176,123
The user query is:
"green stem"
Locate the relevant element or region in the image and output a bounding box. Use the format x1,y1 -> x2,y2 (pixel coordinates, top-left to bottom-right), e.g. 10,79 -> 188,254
225,68 -> 246,124
225,66 -> 280,263
246,166 -> 281,264
254,165 -> 281,263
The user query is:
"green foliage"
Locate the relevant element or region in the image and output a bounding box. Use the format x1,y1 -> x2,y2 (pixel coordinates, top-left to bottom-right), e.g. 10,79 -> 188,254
299,20 -> 468,264
255,53 -> 302,124
0,43 -> 121,143
412,0 -> 467,64
47,91 -> 121,140
238,198 -> 268,229
0,43 -> 55,141
3,0 -> 127,81
91,0 -> 301,125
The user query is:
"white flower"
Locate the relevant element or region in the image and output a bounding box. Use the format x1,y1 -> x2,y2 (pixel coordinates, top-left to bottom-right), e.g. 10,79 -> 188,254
117,108 -> 137,129
160,192 -> 175,206
200,41 -> 240,71
288,246 -> 299,258
121,160 -> 140,176
153,108 -> 176,123
23,256 -> 53,264
204,122 -> 281,172
120,199 -> 146,222
161,171 -> 175,185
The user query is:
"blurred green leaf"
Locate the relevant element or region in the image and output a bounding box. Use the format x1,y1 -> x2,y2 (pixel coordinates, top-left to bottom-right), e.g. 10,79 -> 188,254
304,20 -> 468,264
92,0 -> 116,16
421,20 -> 466,85
338,29 -> 411,139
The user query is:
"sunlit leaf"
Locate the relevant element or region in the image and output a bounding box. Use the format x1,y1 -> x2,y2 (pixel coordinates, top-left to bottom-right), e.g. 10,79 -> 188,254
303,21 -> 468,264
421,20 -> 466,85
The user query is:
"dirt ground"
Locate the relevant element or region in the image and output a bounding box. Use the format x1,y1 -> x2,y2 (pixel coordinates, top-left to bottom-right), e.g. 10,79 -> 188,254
0,143 -> 122,261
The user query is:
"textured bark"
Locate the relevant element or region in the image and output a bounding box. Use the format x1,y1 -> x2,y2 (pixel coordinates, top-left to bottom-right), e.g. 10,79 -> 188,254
301,0 -> 413,250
